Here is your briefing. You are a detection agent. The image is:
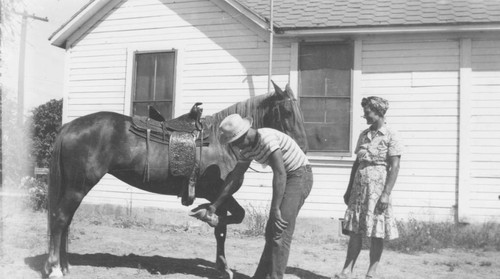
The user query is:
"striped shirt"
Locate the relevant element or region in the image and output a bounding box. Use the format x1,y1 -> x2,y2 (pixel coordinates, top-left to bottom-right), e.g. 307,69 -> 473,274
238,128 -> 309,172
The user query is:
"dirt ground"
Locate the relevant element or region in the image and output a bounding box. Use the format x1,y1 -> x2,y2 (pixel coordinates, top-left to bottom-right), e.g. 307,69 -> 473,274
1,203 -> 499,279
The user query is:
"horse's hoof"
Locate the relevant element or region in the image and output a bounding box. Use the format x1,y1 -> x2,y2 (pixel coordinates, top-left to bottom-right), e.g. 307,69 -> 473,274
48,266 -> 64,278
218,268 -> 233,279
62,266 -> 70,275
218,268 -> 234,279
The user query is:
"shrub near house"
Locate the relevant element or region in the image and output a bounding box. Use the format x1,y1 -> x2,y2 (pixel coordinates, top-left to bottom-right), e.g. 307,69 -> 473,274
18,99 -> 62,211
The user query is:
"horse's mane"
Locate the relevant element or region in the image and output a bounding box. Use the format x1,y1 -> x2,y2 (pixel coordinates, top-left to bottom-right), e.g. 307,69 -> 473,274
200,92 -> 274,177
207,92 -> 274,141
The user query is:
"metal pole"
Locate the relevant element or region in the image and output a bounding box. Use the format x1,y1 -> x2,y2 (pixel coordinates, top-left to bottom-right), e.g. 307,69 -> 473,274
17,12 -> 28,125
267,0 -> 274,93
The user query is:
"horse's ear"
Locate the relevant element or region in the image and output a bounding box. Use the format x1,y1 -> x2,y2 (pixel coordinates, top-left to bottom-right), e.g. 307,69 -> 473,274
271,80 -> 284,97
284,83 -> 295,98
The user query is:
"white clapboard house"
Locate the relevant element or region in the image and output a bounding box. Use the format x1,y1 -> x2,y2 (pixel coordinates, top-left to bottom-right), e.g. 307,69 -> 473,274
49,0 -> 500,223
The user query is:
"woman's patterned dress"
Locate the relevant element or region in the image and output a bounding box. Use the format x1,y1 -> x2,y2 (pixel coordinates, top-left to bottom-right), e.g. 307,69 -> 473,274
343,125 -> 403,240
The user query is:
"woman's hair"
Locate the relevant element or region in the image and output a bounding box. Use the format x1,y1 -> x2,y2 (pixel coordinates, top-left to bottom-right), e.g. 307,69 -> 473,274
361,96 -> 389,117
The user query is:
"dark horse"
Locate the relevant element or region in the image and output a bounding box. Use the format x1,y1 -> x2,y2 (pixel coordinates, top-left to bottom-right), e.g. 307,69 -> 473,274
44,83 -> 308,278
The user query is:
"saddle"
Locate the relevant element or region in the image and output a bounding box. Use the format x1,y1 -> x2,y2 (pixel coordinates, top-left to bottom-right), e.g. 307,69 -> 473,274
129,103 -> 211,206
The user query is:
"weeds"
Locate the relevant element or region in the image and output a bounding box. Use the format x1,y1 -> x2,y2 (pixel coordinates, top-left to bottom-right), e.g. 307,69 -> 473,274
242,204 -> 268,236
112,216 -> 149,229
387,218 -> 500,253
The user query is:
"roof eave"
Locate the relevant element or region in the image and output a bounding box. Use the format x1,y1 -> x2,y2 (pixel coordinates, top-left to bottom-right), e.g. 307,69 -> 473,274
221,0 -> 274,31
49,0 -> 112,48
276,23 -> 500,37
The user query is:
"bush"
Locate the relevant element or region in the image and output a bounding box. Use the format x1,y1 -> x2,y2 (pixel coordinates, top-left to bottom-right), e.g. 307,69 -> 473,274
29,99 -> 63,168
19,176 -> 48,211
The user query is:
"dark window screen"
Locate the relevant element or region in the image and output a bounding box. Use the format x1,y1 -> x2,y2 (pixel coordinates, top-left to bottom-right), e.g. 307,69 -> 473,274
299,43 -> 353,152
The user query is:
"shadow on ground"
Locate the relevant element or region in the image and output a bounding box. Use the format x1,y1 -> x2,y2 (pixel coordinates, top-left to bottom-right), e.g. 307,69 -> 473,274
25,253 -> 251,279
286,266 -> 330,279
25,253 -> 328,279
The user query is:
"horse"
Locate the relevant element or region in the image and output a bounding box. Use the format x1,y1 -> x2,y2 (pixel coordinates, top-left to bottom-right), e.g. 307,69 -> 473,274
44,82 -> 308,278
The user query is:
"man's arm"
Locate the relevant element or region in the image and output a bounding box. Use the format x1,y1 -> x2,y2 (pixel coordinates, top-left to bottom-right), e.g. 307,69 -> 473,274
210,160 -> 251,211
267,149 -> 288,234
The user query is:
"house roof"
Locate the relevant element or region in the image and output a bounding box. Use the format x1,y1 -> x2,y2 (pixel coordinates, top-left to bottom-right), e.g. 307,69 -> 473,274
50,0 -> 500,48
236,0 -> 500,31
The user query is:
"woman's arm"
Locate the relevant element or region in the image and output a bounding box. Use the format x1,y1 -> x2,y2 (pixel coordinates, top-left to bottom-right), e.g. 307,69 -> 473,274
344,159 -> 359,205
377,155 -> 401,213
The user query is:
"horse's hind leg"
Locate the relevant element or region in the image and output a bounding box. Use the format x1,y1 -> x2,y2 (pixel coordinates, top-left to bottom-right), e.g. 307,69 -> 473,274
60,227 -> 70,274
46,188 -> 87,277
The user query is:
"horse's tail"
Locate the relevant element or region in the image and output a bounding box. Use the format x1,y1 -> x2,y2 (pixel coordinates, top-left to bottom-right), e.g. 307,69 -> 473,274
47,128 -> 65,240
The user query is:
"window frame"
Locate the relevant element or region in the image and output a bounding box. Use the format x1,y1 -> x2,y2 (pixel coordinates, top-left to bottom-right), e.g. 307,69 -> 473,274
125,43 -> 184,118
131,50 -> 177,119
297,41 -> 355,157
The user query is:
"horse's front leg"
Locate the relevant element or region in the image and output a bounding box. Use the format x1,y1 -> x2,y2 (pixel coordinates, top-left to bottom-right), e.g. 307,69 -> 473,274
214,211 -> 232,279
214,197 -> 245,279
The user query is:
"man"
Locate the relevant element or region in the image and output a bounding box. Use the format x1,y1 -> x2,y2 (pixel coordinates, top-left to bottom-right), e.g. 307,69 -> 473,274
202,113 -> 313,279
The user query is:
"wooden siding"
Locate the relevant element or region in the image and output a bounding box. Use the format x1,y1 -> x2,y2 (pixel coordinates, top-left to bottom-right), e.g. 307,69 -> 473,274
66,0 -> 290,120
360,38 -> 460,221
469,38 -> 500,222
63,0 -> 499,222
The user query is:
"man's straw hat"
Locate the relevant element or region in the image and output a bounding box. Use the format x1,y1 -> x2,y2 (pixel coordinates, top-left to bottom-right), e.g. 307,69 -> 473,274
219,114 -> 253,144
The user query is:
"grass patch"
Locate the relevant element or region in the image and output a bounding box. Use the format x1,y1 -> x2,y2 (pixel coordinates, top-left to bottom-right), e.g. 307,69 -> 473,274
241,204 -> 268,237
387,218 -> 500,253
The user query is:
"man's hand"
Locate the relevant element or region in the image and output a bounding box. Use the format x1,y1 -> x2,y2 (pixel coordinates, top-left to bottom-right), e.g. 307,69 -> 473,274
376,192 -> 389,214
189,203 -> 219,227
207,204 -> 216,215
271,208 -> 288,243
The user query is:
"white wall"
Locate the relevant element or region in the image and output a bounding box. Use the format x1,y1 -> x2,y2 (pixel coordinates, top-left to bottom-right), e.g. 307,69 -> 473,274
359,38 -> 460,221
469,38 -> 500,222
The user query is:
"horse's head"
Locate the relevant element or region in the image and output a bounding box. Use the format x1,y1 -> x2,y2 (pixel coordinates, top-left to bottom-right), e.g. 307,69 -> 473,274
263,82 -> 309,153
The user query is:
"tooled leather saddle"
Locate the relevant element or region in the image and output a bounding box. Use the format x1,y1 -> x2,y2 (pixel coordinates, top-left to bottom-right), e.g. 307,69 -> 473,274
129,103 -> 210,206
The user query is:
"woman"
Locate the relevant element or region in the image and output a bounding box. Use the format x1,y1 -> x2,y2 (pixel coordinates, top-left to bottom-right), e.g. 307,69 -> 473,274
335,96 -> 403,279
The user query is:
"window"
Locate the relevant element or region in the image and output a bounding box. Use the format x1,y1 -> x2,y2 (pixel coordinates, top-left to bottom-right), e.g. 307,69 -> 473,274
132,51 -> 176,119
299,42 -> 353,153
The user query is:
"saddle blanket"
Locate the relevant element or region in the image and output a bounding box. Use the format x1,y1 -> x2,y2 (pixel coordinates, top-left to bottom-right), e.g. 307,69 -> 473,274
129,116 -> 209,146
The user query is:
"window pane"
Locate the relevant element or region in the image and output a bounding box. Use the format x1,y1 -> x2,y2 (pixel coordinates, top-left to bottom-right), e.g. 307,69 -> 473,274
325,44 -> 353,70
155,52 -> 175,101
135,54 -> 155,101
326,98 -> 350,123
154,101 -> 173,119
300,69 -> 328,97
305,123 -> 350,152
300,97 -> 325,122
133,102 -> 150,117
325,69 -> 351,97
133,101 -> 173,120
299,43 -> 352,152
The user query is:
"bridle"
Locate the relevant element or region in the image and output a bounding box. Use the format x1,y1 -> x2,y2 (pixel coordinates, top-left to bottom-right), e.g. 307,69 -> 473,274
271,97 -> 298,133
246,97 -> 299,173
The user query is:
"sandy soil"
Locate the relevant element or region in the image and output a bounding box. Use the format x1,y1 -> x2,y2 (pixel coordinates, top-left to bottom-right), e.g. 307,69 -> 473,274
1,207 -> 499,279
